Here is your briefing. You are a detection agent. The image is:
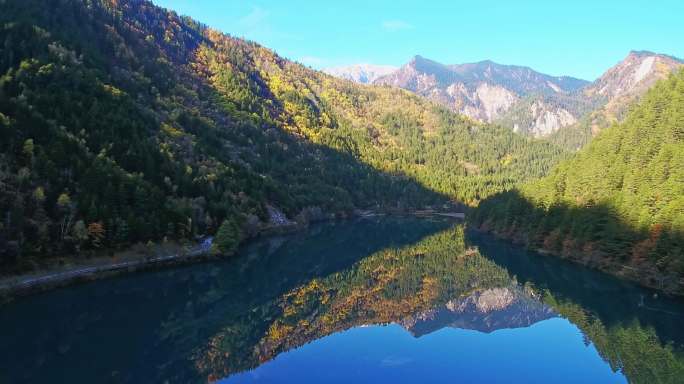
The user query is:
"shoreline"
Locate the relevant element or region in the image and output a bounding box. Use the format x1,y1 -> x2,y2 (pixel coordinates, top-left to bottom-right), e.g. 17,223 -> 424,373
470,227 -> 684,297
0,222 -> 304,301
0,211 -> 464,301
0,247 -> 219,301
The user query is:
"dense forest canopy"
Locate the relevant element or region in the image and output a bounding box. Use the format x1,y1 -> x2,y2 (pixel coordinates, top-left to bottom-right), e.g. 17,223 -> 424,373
471,69 -> 684,293
0,0 -> 566,269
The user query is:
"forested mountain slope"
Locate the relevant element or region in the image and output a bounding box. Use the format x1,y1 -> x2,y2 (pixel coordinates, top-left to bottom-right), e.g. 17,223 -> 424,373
0,0 -> 564,270
471,69 -> 684,293
550,51 -> 683,150
333,52 -> 681,147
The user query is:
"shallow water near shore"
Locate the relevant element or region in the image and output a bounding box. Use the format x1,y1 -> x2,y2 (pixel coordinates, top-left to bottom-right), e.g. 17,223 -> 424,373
1,217 -> 683,383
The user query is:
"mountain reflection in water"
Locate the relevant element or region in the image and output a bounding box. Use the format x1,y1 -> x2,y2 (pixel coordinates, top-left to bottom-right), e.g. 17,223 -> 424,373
1,217 -> 683,384
401,285 -> 557,337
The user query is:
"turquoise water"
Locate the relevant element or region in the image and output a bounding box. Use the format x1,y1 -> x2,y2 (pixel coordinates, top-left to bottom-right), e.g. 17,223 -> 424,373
1,218 -> 683,383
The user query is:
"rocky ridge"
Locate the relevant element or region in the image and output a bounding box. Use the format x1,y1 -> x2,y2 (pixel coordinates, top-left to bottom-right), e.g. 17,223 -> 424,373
399,285 -> 557,336
328,52 -> 683,139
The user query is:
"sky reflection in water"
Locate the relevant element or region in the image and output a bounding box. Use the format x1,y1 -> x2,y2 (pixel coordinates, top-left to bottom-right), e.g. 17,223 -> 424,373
1,217 -> 683,383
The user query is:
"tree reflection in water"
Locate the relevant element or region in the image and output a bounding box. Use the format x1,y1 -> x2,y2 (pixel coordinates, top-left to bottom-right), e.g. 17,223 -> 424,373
1,218 -> 683,384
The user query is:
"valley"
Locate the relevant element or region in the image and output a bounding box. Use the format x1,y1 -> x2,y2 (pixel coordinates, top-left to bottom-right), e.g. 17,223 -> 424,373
0,1 -> 682,382
0,0 -> 680,297
0,0 -> 565,274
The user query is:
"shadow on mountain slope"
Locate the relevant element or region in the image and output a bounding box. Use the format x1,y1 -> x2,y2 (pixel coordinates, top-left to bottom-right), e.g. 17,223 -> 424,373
0,0 -> 454,270
469,189 -> 684,295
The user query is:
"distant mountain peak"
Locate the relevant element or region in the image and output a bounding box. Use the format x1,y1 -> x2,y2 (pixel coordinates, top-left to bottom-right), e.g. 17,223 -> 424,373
626,50 -> 684,65
409,54 -> 433,62
586,49 -> 683,101
330,51 -> 682,140
323,63 -> 398,84
628,50 -> 657,57
406,55 -> 446,70
399,286 -> 557,337
373,55 -> 590,136
403,55 -> 455,83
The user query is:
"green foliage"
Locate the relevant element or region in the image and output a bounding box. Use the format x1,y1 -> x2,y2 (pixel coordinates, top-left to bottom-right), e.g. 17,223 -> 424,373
214,218 -> 242,255
188,224 -> 513,376
0,0 -> 565,271
163,221 -> 684,383
497,92 -> 600,139
542,292 -> 684,384
472,69 -> 684,288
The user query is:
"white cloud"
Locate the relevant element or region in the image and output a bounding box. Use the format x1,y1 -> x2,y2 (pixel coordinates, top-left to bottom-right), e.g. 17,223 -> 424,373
381,20 -> 414,32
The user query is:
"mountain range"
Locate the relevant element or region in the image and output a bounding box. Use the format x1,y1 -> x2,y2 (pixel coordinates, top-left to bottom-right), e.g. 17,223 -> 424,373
400,286 -> 556,337
472,68 -> 684,294
0,0 -> 681,293
327,52 -> 683,141
323,63 -> 397,84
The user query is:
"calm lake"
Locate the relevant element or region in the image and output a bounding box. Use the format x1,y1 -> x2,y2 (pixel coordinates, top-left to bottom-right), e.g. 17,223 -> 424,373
1,217 -> 683,383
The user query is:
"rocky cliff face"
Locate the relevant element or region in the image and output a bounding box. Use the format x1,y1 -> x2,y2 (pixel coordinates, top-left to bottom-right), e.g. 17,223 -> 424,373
399,285 -> 557,336
586,51 -> 682,101
372,56 -> 589,137
328,52 -> 683,139
581,51 -> 683,134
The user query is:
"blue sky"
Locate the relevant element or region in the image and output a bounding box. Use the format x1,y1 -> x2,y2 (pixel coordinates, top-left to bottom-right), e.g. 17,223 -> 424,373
152,0 -> 684,81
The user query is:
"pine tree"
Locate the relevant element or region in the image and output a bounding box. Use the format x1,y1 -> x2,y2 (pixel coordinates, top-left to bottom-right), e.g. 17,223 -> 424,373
214,218 -> 242,255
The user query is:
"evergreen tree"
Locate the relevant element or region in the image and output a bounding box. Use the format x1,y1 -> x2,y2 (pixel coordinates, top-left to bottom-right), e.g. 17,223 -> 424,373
214,218 -> 242,255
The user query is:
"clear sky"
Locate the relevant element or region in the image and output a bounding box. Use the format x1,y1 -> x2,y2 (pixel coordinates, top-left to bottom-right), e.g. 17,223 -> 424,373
151,0 -> 683,81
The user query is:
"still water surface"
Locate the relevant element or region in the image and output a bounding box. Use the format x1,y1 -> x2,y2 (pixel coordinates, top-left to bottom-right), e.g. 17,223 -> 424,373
1,218 -> 683,383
